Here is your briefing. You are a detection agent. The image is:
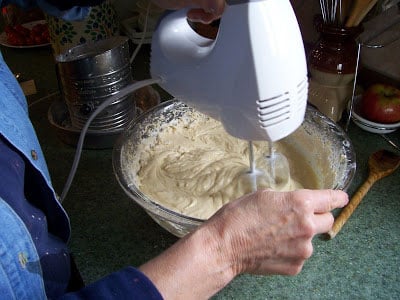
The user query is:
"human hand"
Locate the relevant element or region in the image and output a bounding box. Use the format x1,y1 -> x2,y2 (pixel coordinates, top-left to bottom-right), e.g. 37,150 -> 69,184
204,189 -> 348,276
151,0 -> 225,23
140,189 -> 348,299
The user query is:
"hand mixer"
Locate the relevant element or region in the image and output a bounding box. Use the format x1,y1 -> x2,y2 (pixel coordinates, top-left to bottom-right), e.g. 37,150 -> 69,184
150,0 -> 309,191
150,0 -> 308,142
61,0 -> 309,201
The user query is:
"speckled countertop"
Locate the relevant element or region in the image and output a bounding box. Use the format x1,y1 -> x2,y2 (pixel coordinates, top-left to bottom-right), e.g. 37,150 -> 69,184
2,44 -> 399,300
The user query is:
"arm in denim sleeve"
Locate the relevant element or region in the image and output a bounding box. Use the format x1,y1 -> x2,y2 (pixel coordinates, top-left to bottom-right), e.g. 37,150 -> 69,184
59,267 -> 163,300
1,0 -> 105,21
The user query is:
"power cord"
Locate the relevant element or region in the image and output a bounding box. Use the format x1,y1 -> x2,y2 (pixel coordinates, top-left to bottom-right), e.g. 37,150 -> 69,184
61,2 -> 156,202
60,77 -> 162,202
130,0 -> 151,64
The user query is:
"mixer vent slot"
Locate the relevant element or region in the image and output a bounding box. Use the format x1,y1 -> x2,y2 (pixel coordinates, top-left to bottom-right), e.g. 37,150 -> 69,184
257,92 -> 290,127
296,78 -> 308,112
257,78 -> 308,127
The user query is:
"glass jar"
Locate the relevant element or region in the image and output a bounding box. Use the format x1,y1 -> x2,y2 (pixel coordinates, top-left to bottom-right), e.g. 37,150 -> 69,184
309,24 -> 362,75
308,23 -> 362,122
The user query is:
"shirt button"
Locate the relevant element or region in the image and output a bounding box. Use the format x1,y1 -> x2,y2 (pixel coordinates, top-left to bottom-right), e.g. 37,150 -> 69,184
18,252 -> 28,268
31,150 -> 38,160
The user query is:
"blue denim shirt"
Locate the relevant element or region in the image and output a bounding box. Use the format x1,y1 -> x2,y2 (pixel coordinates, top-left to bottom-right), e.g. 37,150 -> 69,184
0,45 -> 71,297
0,51 -> 163,299
0,1 -> 164,298
0,199 -> 47,299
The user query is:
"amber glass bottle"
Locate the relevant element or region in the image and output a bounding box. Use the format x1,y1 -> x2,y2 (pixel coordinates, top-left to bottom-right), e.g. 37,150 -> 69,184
308,21 -> 362,122
309,23 -> 362,75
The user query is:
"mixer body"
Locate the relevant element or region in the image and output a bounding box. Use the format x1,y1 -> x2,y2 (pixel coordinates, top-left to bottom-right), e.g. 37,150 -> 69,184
150,0 -> 308,141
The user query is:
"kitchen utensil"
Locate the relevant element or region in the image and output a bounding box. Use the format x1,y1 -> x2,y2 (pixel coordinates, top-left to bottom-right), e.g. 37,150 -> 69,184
345,0 -> 378,27
319,0 -> 341,24
56,36 -> 135,132
113,100 -> 356,237
353,0 -> 378,26
327,149 -> 400,239
318,0 -> 352,26
60,0 -> 309,201
339,0 -> 352,25
150,0 -> 308,142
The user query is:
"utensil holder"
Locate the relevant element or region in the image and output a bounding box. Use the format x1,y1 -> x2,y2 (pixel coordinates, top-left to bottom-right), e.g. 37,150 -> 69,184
308,23 -> 362,122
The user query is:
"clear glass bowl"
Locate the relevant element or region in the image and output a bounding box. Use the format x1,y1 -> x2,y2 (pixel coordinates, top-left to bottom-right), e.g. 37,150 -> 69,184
113,99 -> 356,237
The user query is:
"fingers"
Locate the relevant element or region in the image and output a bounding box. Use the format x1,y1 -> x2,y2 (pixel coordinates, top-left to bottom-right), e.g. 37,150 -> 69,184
151,0 -> 225,24
187,9 -> 218,24
294,189 -> 349,214
290,189 -> 347,235
195,0 -> 225,15
187,0 -> 225,23
313,212 -> 334,234
207,189 -> 346,278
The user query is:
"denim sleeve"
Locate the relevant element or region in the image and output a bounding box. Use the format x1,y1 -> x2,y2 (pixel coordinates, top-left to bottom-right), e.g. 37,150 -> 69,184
2,0 -> 92,21
59,267 -> 163,300
36,0 -> 92,21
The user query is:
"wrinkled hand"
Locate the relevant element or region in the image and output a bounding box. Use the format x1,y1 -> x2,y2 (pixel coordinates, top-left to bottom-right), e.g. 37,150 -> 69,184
204,189 -> 348,276
151,0 -> 226,23
140,189 -> 348,299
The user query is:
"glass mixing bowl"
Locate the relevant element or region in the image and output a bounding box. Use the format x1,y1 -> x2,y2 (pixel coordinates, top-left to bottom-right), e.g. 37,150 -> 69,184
112,99 -> 356,237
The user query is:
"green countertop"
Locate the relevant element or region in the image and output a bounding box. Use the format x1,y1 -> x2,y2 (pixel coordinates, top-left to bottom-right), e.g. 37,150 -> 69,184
2,44 -> 400,300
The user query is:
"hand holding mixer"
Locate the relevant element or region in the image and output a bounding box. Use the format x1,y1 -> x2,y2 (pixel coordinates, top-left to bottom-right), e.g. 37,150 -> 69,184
61,0 -> 309,200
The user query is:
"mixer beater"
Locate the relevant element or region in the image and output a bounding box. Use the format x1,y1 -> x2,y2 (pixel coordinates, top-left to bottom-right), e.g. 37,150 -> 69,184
245,141 -> 292,192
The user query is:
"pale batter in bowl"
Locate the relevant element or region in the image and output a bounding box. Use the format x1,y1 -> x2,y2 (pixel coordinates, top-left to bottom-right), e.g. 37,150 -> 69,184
133,111 -> 317,219
114,100 -> 356,236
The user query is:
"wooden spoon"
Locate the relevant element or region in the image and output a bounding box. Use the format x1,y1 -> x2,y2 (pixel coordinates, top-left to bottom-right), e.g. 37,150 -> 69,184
345,0 -> 378,27
338,0 -> 352,25
327,150 -> 400,239
352,0 -> 378,26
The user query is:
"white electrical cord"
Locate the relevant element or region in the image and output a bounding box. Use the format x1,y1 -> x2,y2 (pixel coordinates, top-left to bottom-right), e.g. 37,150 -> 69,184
60,77 -> 162,202
61,2 -> 155,202
130,1 -> 151,64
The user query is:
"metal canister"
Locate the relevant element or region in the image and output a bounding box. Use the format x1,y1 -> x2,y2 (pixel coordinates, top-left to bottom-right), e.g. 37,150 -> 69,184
56,36 -> 135,131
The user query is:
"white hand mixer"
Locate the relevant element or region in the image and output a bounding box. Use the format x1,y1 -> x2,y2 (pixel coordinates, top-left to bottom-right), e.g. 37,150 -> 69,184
151,0 -> 308,191
61,0 -> 309,200
150,0 -> 308,142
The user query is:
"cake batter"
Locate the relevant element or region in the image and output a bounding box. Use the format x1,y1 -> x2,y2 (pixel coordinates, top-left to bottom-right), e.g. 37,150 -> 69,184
133,114 -> 315,219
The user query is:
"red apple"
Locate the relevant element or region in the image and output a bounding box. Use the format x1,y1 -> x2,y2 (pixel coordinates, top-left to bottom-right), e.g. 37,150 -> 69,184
360,84 -> 400,124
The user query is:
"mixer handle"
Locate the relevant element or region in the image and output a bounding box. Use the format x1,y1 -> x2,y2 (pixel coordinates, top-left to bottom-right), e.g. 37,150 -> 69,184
153,8 -> 220,63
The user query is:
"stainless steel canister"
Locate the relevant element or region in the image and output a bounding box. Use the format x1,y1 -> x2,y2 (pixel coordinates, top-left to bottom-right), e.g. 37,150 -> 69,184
56,36 -> 135,131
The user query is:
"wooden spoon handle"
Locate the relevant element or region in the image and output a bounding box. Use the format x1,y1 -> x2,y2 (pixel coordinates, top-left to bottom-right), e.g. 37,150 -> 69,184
352,0 -> 378,26
339,0 -> 352,25
327,174 -> 379,239
345,0 -> 362,27
345,0 -> 377,27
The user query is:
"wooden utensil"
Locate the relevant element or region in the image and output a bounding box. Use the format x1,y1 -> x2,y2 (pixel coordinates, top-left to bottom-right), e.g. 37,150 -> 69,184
327,150 -> 400,239
345,0 -> 378,27
352,0 -> 378,26
338,0 -> 352,25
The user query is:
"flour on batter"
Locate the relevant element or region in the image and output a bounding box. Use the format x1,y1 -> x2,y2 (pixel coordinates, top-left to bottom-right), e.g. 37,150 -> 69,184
133,114 -> 309,220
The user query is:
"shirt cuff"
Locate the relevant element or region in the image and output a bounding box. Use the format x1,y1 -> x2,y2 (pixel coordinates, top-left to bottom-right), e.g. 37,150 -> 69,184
60,267 -> 163,299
